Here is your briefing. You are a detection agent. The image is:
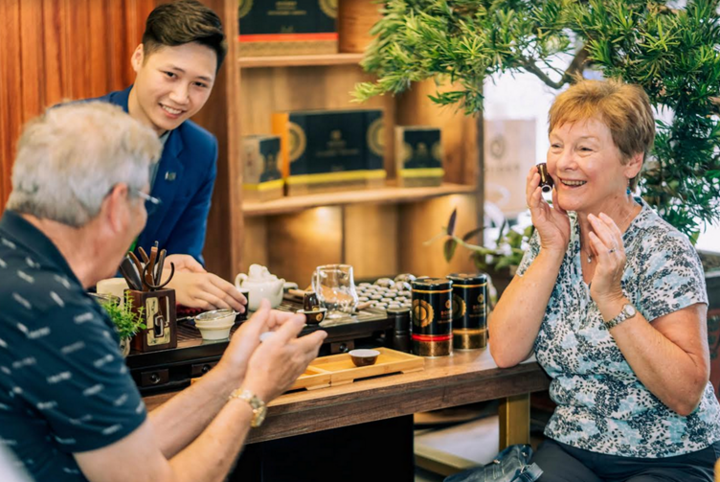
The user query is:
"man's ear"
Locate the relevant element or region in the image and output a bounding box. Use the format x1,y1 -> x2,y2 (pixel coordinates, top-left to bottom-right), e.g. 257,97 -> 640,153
131,44 -> 145,73
102,184 -> 129,233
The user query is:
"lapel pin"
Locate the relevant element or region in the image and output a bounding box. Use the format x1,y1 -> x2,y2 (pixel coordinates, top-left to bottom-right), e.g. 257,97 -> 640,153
165,172 -> 177,181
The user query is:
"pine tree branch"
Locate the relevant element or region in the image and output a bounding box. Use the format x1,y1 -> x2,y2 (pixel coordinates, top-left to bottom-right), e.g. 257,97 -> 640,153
565,46 -> 589,81
709,97 -> 720,117
521,58 -> 567,89
521,46 -> 589,89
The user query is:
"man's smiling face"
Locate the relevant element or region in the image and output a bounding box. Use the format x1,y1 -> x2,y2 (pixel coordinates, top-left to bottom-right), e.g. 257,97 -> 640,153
129,42 -> 216,135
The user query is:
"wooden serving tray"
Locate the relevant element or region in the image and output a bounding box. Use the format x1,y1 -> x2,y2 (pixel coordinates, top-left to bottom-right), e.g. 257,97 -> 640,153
290,347 -> 425,391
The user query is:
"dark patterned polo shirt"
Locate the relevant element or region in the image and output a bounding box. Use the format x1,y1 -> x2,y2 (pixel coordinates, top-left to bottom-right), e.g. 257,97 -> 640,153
517,198 -> 720,457
0,210 -> 146,480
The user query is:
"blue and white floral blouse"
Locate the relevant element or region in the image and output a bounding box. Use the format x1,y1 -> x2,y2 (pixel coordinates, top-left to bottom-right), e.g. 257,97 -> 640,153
517,198 -> 720,457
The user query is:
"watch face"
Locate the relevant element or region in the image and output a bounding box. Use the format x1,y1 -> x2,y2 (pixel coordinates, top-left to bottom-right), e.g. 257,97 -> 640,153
624,304 -> 637,317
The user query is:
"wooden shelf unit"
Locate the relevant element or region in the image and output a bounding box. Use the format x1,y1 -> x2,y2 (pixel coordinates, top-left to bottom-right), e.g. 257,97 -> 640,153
243,183 -> 477,216
199,0 -> 483,285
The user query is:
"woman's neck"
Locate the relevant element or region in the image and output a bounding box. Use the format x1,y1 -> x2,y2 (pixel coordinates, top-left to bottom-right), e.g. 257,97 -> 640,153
577,193 -> 640,249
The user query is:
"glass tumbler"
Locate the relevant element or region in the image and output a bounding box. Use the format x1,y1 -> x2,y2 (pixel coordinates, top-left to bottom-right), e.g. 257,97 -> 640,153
312,264 -> 358,319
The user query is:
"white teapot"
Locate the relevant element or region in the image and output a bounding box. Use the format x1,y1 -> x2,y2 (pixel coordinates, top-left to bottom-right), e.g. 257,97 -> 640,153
234,264 -> 285,311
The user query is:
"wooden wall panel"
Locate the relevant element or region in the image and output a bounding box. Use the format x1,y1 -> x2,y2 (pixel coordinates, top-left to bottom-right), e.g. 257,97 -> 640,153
0,0 -> 156,209
0,0 -> 23,208
43,0 -> 64,104
20,2 -> 45,117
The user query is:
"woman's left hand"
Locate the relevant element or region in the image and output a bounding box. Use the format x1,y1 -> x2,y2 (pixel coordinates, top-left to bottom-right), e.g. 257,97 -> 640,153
588,213 -> 626,306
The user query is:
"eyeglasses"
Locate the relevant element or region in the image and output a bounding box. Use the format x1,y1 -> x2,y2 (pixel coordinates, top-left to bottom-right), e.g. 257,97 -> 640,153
130,188 -> 162,215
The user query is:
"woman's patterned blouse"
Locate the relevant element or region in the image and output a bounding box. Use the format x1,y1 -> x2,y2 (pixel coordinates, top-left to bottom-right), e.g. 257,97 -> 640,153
517,198 -> 720,457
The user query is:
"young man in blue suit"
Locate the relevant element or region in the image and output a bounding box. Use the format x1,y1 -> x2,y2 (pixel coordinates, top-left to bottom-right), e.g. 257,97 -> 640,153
93,0 -> 245,312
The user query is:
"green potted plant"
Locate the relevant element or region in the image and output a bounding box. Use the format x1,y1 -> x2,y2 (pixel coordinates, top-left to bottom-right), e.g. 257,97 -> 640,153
98,294 -> 145,357
426,207 -> 535,298
354,0 -> 720,241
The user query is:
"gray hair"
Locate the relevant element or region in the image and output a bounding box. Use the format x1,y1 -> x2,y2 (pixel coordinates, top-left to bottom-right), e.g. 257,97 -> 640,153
7,102 -> 161,227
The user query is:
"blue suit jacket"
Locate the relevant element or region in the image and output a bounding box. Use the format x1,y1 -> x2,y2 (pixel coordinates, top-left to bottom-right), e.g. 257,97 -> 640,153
91,87 -> 217,265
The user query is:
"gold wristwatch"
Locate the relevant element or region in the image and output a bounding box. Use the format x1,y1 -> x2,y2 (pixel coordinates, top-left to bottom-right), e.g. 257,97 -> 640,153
229,388 -> 267,428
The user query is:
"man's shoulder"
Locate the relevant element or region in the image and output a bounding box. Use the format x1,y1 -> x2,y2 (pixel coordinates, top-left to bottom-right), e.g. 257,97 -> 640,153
175,119 -> 217,150
0,265 -> 100,327
0,239 -> 101,330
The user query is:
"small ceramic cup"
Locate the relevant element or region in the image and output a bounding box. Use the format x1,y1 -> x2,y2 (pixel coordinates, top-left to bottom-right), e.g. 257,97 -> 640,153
349,349 -> 380,367
194,309 -> 237,341
296,308 -> 327,325
196,323 -> 234,341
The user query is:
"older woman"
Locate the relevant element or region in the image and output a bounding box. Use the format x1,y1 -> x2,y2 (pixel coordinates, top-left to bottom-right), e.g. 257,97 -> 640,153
489,79 -> 720,482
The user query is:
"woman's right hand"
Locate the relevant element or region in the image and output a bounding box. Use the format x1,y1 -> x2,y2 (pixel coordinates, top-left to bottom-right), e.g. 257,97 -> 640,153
526,166 -> 570,254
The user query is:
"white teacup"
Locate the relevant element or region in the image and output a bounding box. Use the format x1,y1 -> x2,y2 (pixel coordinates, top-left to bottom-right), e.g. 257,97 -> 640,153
96,278 -> 129,306
235,264 -> 285,311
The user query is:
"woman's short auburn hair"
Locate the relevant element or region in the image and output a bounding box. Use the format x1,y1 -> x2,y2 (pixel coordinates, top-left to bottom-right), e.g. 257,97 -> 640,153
548,78 -> 655,190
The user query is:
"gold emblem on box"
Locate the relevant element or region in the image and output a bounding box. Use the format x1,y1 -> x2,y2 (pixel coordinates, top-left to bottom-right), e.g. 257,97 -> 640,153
367,117 -> 385,157
319,0 -> 338,19
288,122 -> 306,163
238,0 -> 252,18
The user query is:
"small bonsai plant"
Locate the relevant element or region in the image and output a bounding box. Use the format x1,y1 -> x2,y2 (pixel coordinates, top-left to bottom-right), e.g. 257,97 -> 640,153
99,294 -> 145,355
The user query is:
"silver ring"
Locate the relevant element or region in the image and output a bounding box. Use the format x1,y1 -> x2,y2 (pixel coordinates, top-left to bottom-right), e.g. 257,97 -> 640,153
608,248 -> 617,254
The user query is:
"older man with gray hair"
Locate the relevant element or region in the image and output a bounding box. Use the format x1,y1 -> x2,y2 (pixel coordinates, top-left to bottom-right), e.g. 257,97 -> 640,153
0,102 -> 326,481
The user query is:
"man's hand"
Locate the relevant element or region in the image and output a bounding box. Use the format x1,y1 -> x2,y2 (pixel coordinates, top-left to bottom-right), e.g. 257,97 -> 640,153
241,301 -> 327,403
164,254 -> 206,273
215,300 -> 301,383
165,271 -> 247,312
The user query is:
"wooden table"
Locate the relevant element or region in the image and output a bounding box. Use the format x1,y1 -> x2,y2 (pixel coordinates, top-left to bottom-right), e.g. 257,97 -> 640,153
144,347 -> 550,478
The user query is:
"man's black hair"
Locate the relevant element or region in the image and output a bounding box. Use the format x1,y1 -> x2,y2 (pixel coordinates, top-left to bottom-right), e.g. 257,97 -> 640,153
142,0 -> 227,72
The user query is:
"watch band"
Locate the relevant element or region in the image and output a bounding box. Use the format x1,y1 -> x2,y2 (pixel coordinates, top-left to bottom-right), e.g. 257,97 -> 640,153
228,388 -> 267,428
604,303 -> 637,330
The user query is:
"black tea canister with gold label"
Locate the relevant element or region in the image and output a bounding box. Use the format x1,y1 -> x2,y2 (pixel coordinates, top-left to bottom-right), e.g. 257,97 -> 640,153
411,278 -> 453,357
447,273 -> 487,350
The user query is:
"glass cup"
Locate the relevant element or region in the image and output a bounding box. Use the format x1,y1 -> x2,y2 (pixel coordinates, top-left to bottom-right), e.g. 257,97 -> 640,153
312,264 -> 358,319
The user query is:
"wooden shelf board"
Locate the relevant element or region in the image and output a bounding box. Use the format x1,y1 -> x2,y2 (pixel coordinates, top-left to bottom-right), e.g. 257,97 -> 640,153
239,53 -> 364,68
242,183 -> 477,216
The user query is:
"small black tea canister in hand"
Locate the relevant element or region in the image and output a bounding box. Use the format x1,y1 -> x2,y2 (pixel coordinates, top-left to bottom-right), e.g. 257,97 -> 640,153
387,307 -> 411,353
536,162 -> 554,194
447,273 -> 488,350
411,278 -> 453,357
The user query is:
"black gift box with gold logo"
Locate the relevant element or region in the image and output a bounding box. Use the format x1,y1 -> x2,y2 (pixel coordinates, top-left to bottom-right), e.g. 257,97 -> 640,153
365,109 -> 385,187
238,0 -> 338,56
242,135 -> 283,201
395,126 -> 444,187
272,109 -> 385,195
